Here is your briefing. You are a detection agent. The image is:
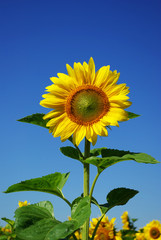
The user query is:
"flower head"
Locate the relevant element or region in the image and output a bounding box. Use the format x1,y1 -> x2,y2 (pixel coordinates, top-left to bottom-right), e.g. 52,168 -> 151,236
121,211 -> 130,230
144,220 -> 161,240
18,200 -> 30,207
135,231 -> 146,240
40,58 -> 131,145
89,215 -> 117,240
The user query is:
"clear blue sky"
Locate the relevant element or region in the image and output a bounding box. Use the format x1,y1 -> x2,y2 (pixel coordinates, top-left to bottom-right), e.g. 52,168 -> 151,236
0,0 -> 161,230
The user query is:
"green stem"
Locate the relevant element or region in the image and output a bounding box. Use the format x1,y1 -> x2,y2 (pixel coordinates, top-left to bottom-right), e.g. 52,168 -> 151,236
89,171 -> 100,203
82,138 -> 90,240
61,196 -> 72,207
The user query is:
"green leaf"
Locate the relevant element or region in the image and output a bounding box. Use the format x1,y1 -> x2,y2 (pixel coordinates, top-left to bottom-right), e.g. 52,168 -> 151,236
4,172 -> 70,199
15,201 -> 55,229
17,219 -> 60,240
46,196 -> 91,240
85,148 -> 159,173
60,146 -> 81,161
14,201 -> 60,240
127,111 -> 140,119
1,218 -> 15,227
45,220 -> 78,240
14,201 -> 59,240
17,113 -> 48,129
71,196 -> 91,227
0,236 -> 8,240
90,148 -> 107,157
100,188 -> 139,214
34,201 -> 54,217
17,197 -> 91,240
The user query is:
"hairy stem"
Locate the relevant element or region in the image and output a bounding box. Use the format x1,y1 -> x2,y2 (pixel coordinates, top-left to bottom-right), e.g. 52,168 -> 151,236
82,138 -> 90,240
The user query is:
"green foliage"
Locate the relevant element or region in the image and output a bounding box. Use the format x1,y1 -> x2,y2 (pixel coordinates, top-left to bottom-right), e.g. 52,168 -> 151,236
91,188 -> 138,215
1,218 -> 14,227
60,146 -> 82,161
4,172 -> 70,199
17,113 -> 48,129
100,188 -> 139,214
14,198 -> 91,240
90,148 -> 107,157
127,111 -> 140,119
71,196 -> 91,227
85,148 -> 159,173
14,201 -> 60,240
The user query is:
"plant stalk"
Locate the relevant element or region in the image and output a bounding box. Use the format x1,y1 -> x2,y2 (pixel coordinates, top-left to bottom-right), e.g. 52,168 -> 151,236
82,138 -> 90,240
89,172 -> 100,203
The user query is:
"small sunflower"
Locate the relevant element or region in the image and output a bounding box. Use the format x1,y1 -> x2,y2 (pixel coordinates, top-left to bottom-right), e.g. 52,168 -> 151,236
89,215 -> 116,240
18,200 -> 30,207
144,220 -> 161,240
121,211 -> 130,230
135,231 -> 146,240
40,58 -> 131,145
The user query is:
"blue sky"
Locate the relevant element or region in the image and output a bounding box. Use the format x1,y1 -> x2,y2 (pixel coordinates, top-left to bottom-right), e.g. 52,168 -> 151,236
0,0 -> 161,230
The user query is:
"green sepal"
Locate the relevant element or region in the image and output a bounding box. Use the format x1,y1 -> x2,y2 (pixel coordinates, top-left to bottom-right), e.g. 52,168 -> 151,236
85,148 -> 159,173
17,113 -> 48,129
4,172 -> 70,199
60,146 -> 83,162
127,111 -> 140,119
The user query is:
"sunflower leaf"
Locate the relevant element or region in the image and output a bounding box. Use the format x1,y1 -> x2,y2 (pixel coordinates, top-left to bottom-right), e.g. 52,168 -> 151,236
4,172 -> 70,199
17,113 -> 49,128
85,149 -> 159,173
127,111 -> 140,119
92,188 -> 138,215
1,218 -> 15,227
14,198 -> 90,240
90,147 -> 107,157
71,196 -> 91,227
60,146 -> 82,161
101,188 -> 139,214
14,201 -> 60,240
45,196 -> 91,240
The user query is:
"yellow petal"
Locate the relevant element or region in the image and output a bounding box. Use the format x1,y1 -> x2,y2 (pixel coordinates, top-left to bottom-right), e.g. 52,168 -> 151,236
45,84 -> 69,98
40,98 -> 65,109
92,122 -> 108,136
91,131 -> 97,146
60,122 -> 78,141
46,113 -> 66,127
54,117 -> 72,137
95,65 -> 110,87
88,57 -> 95,84
73,125 -> 86,146
74,62 -> 85,85
43,110 -> 62,120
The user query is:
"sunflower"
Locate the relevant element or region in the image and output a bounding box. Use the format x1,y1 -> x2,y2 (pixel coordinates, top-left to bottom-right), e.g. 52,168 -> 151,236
40,58 -> 131,146
121,211 -> 130,230
144,220 -> 161,240
18,200 -> 30,207
89,215 -> 116,240
135,231 -> 146,240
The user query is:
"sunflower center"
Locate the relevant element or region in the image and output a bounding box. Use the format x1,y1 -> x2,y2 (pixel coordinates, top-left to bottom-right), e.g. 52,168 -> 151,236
150,227 -> 160,239
66,85 -> 109,125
